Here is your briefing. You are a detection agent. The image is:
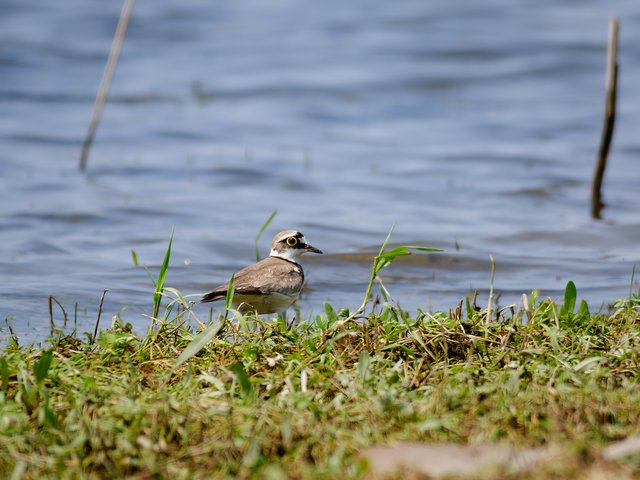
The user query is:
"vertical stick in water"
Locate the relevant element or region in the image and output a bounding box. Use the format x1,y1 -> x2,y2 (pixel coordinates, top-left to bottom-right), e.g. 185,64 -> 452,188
91,290 -> 109,345
486,255 -> 496,327
79,0 -> 135,171
591,17 -> 619,219
48,296 -> 68,335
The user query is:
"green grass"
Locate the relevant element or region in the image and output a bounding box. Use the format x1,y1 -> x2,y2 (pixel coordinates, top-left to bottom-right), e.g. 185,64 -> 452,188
1,233 -> 639,479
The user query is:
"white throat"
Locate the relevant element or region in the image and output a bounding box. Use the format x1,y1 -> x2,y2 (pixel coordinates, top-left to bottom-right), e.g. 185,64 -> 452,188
270,248 -> 302,263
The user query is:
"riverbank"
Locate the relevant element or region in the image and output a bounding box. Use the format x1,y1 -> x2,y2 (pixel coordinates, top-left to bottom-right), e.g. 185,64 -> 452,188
1,284 -> 639,478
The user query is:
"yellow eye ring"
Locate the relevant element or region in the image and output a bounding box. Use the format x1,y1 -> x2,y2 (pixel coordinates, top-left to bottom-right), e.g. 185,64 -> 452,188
286,237 -> 298,246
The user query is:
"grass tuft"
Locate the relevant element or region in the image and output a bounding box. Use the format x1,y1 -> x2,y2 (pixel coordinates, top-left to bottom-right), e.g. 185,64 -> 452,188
153,227 -> 174,319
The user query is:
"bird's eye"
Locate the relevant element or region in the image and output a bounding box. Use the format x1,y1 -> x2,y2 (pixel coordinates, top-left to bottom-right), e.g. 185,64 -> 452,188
286,237 -> 298,246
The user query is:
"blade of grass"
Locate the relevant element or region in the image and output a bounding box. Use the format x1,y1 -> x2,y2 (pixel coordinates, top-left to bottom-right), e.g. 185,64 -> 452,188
255,211 -> 277,261
174,322 -> 225,368
324,302 -> 339,327
376,245 -> 443,271
561,280 -> 577,318
0,358 -> 8,393
132,250 -> 159,286
172,274 -> 236,368
153,228 -> 174,319
42,403 -> 59,429
232,362 -> 254,399
223,273 -> 237,323
224,274 -> 236,311
358,350 -> 371,386
34,351 -> 53,384
351,224 -> 397,321
340,224 -> 443,325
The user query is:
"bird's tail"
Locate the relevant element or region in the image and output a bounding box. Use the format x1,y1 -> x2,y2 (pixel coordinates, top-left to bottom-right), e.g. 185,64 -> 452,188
201,291 -> 226,303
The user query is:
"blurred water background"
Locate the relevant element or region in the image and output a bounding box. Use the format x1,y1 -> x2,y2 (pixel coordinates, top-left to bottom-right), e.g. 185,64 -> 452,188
1,0 -> 639,342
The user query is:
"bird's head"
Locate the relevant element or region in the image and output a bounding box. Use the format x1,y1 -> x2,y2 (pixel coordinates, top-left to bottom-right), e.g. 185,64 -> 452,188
269,230 -> 322,262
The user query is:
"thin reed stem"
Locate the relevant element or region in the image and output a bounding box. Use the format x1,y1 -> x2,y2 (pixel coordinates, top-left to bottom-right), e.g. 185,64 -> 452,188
591,17 -> 619,219
91,289 -> 109,344
79,0 -> 135,171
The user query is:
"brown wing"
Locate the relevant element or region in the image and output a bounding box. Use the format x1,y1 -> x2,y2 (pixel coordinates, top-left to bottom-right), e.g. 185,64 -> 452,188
201,257 -> 303,303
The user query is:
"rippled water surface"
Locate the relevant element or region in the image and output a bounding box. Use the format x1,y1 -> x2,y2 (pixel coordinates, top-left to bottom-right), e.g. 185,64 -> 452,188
2,1 -> 639,342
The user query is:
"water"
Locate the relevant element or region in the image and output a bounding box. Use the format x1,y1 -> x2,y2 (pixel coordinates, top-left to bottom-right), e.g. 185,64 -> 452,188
1,0 -> 639,342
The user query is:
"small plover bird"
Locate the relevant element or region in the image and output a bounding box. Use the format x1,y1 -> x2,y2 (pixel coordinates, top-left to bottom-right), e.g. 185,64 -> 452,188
201,230 -> 322,314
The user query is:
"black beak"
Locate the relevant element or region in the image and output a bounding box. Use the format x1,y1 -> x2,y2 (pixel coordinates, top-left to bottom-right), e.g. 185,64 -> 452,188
304,244 -> 323,254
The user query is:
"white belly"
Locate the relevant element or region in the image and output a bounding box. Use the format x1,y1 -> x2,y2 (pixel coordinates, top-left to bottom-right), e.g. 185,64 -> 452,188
232,292 -> 297,315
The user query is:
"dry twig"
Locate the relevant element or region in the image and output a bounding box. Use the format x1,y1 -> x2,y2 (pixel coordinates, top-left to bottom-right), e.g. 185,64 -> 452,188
591,17 -> 619,219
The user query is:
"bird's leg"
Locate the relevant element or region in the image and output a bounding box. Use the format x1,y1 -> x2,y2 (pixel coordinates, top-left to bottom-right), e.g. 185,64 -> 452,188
279,311 -> 295,330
